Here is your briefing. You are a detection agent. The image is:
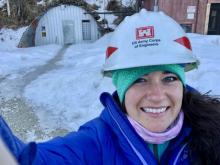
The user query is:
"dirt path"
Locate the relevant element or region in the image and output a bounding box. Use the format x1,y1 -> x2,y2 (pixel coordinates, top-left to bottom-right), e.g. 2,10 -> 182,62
21,45 -> 69,89
0,45 -> 70,142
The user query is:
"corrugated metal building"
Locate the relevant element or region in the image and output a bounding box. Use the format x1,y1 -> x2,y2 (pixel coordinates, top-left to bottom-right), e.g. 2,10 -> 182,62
19,4 -> 101,47
143,0 -> 220,35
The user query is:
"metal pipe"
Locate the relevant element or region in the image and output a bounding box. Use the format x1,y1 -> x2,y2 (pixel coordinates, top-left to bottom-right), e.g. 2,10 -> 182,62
154,0 -> 159,12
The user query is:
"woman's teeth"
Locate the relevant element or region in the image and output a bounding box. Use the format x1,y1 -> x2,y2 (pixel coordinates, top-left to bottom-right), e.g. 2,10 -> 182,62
142,107 -> 167,113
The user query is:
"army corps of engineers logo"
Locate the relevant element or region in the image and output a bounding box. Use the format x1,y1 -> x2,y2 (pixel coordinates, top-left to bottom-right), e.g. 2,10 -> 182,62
136,26 -> 154,39
132,26 -> 161,48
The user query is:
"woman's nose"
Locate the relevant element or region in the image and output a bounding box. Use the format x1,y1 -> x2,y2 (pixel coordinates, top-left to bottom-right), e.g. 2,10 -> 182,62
146,83 -> 165,102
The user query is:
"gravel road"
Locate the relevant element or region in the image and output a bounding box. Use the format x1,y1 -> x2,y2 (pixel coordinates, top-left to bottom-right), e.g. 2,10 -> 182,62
0,46 -> 70,142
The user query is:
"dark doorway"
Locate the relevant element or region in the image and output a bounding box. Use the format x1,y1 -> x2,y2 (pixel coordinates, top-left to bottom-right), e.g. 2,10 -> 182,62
208,3 -> 220,35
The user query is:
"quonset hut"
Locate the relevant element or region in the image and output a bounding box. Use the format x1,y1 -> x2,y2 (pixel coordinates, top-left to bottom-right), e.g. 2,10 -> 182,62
18,3 -> 102,47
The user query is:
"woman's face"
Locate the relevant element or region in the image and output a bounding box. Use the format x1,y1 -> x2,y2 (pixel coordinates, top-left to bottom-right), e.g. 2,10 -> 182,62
125,71 -> 183,132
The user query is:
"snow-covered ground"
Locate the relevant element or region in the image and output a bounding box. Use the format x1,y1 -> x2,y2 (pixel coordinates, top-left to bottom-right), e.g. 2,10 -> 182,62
0,27 -> 220,142
0,27 -> 27,51
0,0 -> 5,8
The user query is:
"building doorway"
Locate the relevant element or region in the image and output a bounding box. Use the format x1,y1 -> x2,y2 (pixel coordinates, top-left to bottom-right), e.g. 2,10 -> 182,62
208,3 -> 220,35
82,20 -> 91,40
62,20 -> 75,44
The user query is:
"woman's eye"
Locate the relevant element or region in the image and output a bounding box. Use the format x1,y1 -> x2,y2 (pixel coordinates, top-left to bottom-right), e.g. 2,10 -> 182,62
133,78 -> 147,84
163,76 -> 178,83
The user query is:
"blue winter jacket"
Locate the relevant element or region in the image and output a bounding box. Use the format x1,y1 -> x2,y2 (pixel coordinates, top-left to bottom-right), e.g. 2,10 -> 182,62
1,92 -> 192,164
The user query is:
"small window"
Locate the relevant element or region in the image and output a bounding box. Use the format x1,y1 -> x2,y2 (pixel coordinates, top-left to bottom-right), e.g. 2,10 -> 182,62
41,26 -> 46,31
42,32 -> 46,37
82,20 -> 91,40
41,26 -> 46,37
180,24 -> 192,33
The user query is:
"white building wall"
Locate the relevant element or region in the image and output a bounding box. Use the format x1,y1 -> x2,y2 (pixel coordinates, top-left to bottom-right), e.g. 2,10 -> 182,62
35,5 -> 100,46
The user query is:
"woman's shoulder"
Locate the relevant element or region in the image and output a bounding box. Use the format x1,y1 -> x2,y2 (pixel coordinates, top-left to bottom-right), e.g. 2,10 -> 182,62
78,117 -> 113,137
21,118 -> 114,165
59,117 -> 115,148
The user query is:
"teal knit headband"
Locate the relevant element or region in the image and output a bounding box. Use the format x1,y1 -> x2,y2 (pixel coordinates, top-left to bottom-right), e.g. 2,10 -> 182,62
112,64 -> 185,103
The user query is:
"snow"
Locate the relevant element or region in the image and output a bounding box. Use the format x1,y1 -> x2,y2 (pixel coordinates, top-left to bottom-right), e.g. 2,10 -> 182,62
186,33 -> 220,95
24,42 -> 114,132
0,44 -> 61,78
0,27 -> 27,51
0,26 -> 220,141
86,0 -> 115,29
0,0 -> 5,8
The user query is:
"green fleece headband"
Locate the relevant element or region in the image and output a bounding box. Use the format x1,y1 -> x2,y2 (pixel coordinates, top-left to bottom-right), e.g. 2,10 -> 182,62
112,64 -> 185,103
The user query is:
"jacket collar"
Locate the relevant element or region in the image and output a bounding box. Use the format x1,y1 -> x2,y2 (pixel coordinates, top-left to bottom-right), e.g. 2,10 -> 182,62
100,92 -> 160,164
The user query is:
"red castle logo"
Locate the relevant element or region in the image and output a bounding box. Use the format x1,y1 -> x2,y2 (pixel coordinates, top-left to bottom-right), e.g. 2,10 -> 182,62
136,26 -> 154,40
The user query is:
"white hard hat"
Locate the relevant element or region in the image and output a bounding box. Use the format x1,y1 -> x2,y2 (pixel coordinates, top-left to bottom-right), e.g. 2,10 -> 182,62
103,9 -> 199,77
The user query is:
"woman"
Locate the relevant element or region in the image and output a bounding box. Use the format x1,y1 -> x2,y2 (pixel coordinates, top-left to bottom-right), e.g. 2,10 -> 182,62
1,9 -> 220,165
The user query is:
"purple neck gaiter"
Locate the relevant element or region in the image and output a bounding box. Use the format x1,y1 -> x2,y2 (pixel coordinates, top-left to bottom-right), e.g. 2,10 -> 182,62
127,111 -> 184,144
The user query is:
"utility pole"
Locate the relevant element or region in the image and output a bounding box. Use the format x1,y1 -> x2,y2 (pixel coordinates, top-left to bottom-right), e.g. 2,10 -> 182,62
6,0 -> 11,16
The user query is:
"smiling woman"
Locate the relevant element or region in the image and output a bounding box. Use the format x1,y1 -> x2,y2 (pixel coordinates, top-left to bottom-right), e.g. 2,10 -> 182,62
124,70 -> 183,133
1,8 -> 220,165
112,65 -> 185,134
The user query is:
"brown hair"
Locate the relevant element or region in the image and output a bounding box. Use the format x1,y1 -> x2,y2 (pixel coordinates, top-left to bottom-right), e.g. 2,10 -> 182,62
182,89 -> 220,164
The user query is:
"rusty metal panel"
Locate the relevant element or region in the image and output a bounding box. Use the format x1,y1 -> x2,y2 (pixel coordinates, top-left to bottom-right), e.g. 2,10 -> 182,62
142,0 -> 216,34
154,0 -> 209,33
159,0 -> 197,22
208,0 -> 220,3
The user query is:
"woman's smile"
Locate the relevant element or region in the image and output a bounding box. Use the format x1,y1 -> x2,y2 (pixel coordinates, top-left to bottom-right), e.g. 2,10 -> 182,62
141,107 -> 167,113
